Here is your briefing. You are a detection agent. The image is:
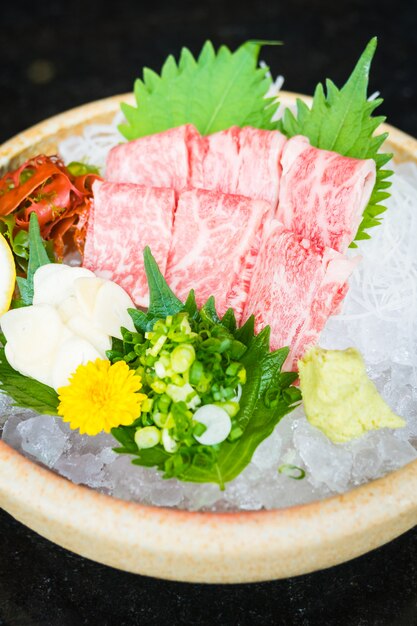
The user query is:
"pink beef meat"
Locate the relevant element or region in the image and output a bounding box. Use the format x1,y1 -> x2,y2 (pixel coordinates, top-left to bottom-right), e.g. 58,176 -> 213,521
189,126 -> 286,210
242,220 -> 360,370
277,135 -> 376,252
165,189 -> 272,318
189,127 -> 241,194
83,180 -> 176,307
225,214 -> 274,323
105,124 -> 200,192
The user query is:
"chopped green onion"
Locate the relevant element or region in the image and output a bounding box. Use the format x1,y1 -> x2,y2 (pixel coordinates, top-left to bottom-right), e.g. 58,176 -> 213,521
111,310 -> 251,468
157,394 -> 171,413
142,413 -> 154,427
154,359 -> 167,378
162,428 -> 179,453
121,330 -> 134,343
226,362 -> 241,377
171,373 -> 184,386
222,387 -> 236,400
147,334 -> 167,356
228,425 -> 243,441
153,411 -> 168,428
189,360 -> 204,384
166,382 -> 199,406
278,464 -> 306,480
141,397 -> 154,413
193,422 -> 207,437
171,343 -> 196,373
151,380 -> 166,394
135,426 -> 161,449
214,401 -> 240,417
201,337 -> 223,353
230,340 -> 247,359
123,351 -> 137,363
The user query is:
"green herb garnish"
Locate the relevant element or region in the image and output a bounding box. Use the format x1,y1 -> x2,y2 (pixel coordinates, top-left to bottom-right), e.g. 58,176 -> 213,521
119,40 -> 280,140
278,464 -> 306,480
66,162 -> 100,177
0,348 -> 59,415
0,215 -> 29,272
16,212 -> 52,306
111,248 -> 301,489
278,37 -> 392,244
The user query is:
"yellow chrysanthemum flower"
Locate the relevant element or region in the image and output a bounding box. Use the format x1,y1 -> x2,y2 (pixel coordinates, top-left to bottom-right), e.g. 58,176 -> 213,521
57,359 -> 147,436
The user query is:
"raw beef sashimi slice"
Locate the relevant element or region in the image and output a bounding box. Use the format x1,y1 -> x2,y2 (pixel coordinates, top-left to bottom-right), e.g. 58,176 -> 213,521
277,135 -> 376,253
225,214 -> 274,323
189,127 -> 241,194
241,220 -> 360,370
189,126 -> 287,210
83,180 -> 176,307
235,126 -> 286,209
165,189 -> 272,317
105,124 -> 200,192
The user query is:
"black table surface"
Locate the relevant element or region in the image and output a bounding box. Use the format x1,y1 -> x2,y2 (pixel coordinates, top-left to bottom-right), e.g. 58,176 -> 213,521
0,1 -> 416,624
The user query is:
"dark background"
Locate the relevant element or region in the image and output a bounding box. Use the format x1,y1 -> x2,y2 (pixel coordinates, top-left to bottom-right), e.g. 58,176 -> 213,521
0,1 -> 416,624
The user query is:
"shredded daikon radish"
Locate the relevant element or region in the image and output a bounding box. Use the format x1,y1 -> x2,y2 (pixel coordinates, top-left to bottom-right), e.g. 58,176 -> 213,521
58,110 -> 126,174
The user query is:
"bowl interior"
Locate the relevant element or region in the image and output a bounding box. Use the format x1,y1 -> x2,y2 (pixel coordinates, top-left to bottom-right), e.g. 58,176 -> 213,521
0,91 -> 416,583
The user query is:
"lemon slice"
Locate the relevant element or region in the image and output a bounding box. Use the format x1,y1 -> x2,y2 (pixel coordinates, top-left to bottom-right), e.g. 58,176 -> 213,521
0,232 -> 16,315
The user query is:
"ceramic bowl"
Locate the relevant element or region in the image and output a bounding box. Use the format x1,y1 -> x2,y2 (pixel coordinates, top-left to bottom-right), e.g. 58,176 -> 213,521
0,92 -> 416,583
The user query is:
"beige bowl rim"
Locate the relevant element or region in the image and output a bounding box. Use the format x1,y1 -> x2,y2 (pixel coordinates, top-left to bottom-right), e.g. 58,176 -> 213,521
0,91 -> 416,584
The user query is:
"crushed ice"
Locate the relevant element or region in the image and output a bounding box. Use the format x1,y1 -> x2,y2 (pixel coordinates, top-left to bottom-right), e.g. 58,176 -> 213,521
1,118 -> 417,511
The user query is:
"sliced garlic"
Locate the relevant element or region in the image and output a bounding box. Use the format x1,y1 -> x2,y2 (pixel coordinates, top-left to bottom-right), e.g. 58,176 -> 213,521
93,280 -> 135,339
4,264 -> 137,390
33,264 -> 95,307
57,294 -> 81,323
5,343 -> 57,389
52,336 -> 102,390
66,314 -> 111,356
1,304 -> 68,362
1,304 -> 70,387
74,276 -> 105,318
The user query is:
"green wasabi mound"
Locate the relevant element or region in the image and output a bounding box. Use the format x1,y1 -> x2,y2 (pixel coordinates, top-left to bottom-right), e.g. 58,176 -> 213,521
298,346 -> 405,444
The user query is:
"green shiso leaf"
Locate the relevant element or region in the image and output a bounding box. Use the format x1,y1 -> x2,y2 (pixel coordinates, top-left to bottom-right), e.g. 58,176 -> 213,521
183,289 -> 199,320
200,296 -> 221,326
129,248 -> 196,333
169,348 -> 301,487
277,37 -> 392,244
119,40 -> 280,139
221,307 -> 237,333
117,248 -> 300,488
144,245 -> 184,320
16,212 -> 52,306
0,348 -> 59,415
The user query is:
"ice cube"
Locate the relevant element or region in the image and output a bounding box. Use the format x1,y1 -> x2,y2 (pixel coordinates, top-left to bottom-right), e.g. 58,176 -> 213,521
182,482 -> 222,511
17,415 -> 69,467
377,433 -> 417,471
2,413 -> 28,450
293,418 -> 353,492
149,479 -> 184,507
55,452 -> 105,488
251,428 -> 282,470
